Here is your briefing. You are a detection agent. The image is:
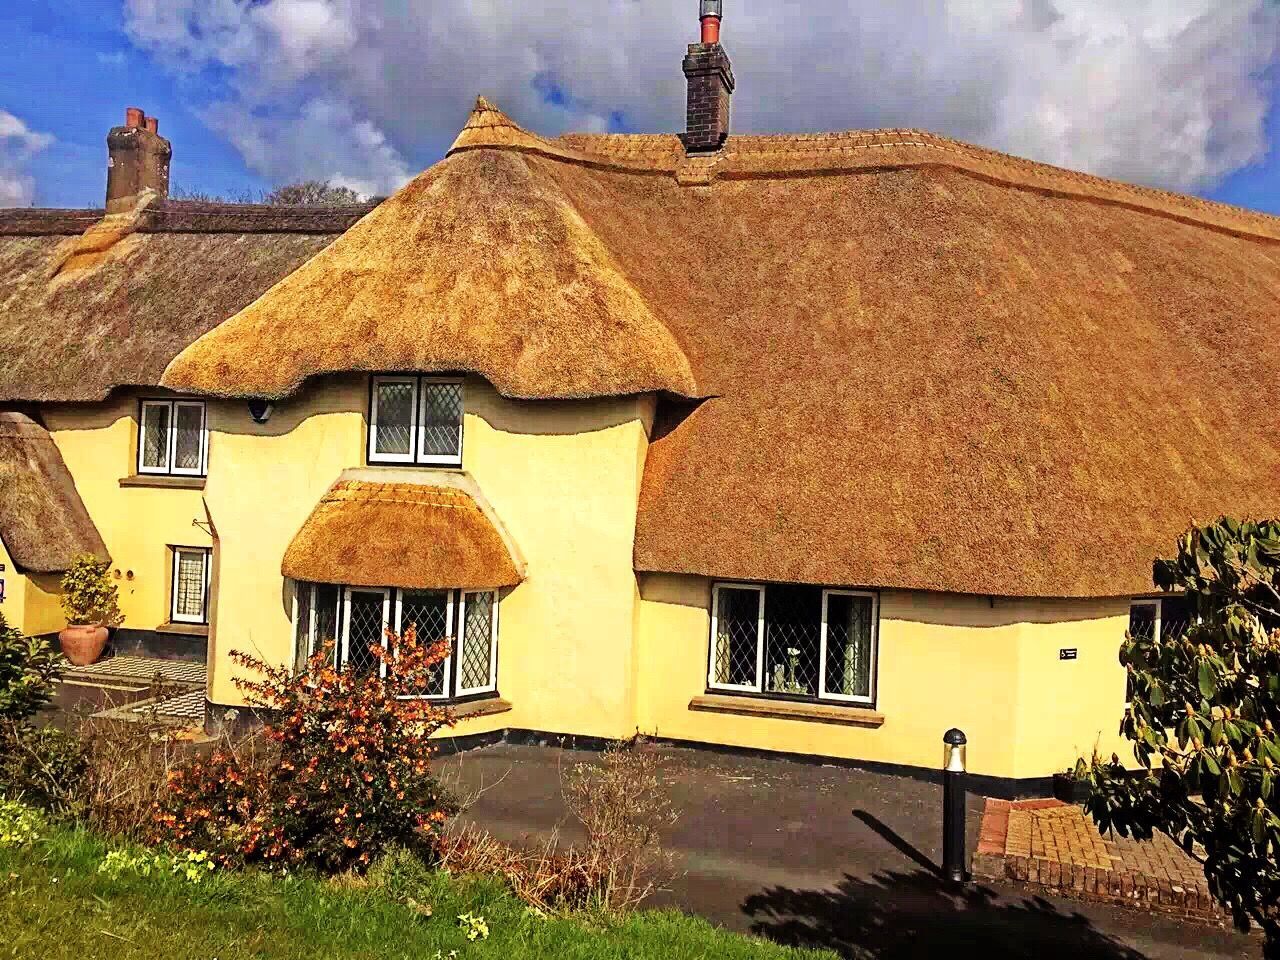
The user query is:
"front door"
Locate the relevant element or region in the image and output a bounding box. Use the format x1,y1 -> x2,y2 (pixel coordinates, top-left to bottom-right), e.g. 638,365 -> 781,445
342,587 -> 391,677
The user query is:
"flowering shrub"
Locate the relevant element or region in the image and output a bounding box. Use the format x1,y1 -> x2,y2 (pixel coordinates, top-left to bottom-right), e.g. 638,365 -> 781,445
152,627 -> 457,873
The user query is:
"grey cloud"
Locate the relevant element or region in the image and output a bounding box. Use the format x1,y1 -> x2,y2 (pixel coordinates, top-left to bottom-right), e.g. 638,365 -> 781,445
0,110 -> 54,208
124,0 -> 1280,197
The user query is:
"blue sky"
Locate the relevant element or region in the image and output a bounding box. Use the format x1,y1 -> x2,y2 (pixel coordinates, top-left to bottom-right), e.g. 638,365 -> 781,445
2,1 -> 1278,215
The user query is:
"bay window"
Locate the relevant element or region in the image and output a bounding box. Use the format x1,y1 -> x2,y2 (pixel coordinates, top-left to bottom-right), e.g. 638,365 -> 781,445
292,582 -> 498,700
709,582 -> 878,706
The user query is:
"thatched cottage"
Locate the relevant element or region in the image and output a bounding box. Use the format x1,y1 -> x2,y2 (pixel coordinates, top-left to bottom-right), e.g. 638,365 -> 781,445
2,9 -> 1278,795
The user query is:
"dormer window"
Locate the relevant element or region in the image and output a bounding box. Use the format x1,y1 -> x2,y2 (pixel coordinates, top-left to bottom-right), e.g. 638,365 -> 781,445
139,398 -> 208,477
368,376 -> 463,467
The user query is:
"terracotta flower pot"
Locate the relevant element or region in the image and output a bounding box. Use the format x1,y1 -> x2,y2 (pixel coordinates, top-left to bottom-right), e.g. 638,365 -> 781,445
58,625 -> 109,667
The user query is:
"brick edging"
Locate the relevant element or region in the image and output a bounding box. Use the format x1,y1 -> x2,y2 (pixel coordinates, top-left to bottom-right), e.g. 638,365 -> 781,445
974,798 -> 1226,925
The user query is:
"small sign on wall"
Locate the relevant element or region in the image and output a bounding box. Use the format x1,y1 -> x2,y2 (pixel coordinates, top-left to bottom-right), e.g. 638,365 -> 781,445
0,578 -> 5,604
1060,648 -> 1078,661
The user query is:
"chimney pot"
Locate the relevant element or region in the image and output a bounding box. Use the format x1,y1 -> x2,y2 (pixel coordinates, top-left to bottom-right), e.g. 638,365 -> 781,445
700,16 -> 721,44
144,116 -> 158,134
125,106 -> 144,129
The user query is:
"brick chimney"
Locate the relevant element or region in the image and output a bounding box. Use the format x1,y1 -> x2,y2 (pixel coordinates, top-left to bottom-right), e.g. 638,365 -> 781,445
106,107 -> 171,213
681,0 -> 735,154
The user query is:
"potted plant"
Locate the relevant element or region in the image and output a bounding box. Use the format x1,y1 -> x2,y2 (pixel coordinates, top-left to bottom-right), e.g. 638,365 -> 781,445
1052,759 -> 1092,804
58,554 -> 123,666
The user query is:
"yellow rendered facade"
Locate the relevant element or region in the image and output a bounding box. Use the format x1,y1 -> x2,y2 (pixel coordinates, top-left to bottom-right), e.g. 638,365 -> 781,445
11,375 -> 1142,784
39,393 -> 213,635
0,538 -> 60,636
201,374 -> 655,748
634,576 -> 1134,781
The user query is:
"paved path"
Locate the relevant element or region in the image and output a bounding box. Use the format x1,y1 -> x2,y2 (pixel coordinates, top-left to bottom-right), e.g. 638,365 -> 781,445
976,799 -> 1218,921
440,743 -> 1257,959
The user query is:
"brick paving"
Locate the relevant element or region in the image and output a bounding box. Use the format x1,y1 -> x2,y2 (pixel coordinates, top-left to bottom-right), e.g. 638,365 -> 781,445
974,797 -> 1223,924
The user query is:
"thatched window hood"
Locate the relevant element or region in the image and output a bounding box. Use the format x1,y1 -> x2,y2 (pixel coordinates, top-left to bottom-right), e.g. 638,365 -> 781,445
281,470 -> 524,592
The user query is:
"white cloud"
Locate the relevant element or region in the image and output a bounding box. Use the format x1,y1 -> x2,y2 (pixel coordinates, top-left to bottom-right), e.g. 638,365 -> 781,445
0,110 -> 54,208
124,0 -> 1280,196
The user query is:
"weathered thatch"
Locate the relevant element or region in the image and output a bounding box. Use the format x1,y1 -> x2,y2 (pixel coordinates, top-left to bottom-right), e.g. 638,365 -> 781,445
0,412 -> 108,573
350,99 -> 1280,597
281,475 -> 524,591
160,103 -> 698,401
0,202 -> 375,403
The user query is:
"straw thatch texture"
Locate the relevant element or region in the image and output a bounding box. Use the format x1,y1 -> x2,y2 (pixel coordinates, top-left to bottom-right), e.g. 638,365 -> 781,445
0,206 -> 370,403
282,480 -> 523,591
160,128 -> 699,401
39,99 -> 1280,596
0,412 -> 108,573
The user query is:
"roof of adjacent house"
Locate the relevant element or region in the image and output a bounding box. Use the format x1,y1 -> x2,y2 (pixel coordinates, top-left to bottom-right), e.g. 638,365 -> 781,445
0,198 -> 376,404
167,99 -> 1280,598
0,412 -> 108,574
282,473 -> 524,592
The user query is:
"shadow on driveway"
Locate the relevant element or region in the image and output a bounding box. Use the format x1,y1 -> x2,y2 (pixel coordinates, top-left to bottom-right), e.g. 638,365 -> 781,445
744,869 -> 1144,960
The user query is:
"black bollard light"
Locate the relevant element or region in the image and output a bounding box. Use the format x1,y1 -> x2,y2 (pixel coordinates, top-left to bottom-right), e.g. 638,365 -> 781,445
942,728 -> 968,885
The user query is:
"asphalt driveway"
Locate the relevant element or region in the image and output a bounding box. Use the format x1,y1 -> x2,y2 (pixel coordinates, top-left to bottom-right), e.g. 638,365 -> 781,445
440,742 -> 1257,959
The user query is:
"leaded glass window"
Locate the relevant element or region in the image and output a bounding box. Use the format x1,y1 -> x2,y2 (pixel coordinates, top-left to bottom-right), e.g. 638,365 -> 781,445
708,582 -> 879,705
139,399 -> 207,476
368,376 -> 463,466
170,547 -> 210,625
458,591 -> 498,694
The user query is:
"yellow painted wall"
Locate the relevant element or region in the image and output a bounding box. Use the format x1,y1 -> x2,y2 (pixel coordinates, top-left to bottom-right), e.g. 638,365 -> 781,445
0,538 -> 26,632
40,394 -> 212,632
204,374 -> 655,745
636,574 -> 1133,780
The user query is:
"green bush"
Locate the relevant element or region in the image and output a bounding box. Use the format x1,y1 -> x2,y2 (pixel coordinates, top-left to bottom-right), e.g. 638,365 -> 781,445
0,725 -> 87,813
0,612 -> 62,725
1084,518 -> 1280,949
58,555 -> 123,627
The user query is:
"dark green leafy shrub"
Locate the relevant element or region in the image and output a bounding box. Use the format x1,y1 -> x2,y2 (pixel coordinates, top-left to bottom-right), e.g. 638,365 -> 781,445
0,612 -> 62,725
151,626 -> 458,873
1084,518 -> 1280,947
0,725 -> 87,812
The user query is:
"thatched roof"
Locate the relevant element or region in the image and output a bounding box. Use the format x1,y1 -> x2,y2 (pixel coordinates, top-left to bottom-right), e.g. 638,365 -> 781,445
281,472 -> 524,591
0,199 -> 376,403
24,98 -> 1280,597
0,412 -> 108,573
282,99 -> 1280,599
161,104 -> 698,401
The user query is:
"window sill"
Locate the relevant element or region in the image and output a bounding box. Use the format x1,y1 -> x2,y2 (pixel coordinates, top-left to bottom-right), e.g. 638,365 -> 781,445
452,697 -> 511,720
119,475 -> 206,490
689,694 -> 885,728
155,622 -> 210,638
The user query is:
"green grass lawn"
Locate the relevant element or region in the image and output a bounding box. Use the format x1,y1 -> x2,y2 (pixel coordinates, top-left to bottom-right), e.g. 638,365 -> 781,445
0,823 -> 834,960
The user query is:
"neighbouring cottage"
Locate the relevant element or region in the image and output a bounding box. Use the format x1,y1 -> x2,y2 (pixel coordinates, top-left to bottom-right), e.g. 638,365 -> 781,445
2,6 -> 1279,796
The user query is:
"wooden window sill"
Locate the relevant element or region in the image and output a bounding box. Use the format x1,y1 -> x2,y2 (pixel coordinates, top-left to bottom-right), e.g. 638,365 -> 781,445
155,622 -> 210,638
119,475 -> 206,490
689,694 -> 885,727
453,697 -> 511,720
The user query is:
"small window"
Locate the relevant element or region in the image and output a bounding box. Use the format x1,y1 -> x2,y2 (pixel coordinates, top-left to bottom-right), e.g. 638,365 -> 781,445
708,582 -> 879,706
170,547 -> 211,625
139,399 -> 208,476
368,376 -> 463,466
291,581 -> 497,699
1127,596 -> 1194,701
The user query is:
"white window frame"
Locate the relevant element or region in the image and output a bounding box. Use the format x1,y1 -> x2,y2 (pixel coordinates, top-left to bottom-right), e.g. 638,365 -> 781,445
368,376 -> 419,465
394,588 -> 455,700
368,375 -> 464,467
139,399 -> 208,477
292,582 -> 342,669
170,546 -> 211,625
818,589 -> 879,705
417,377 -> 465,466
341,586 -> 392,675
456,590 -> 500,696
707,582 -> 766,694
